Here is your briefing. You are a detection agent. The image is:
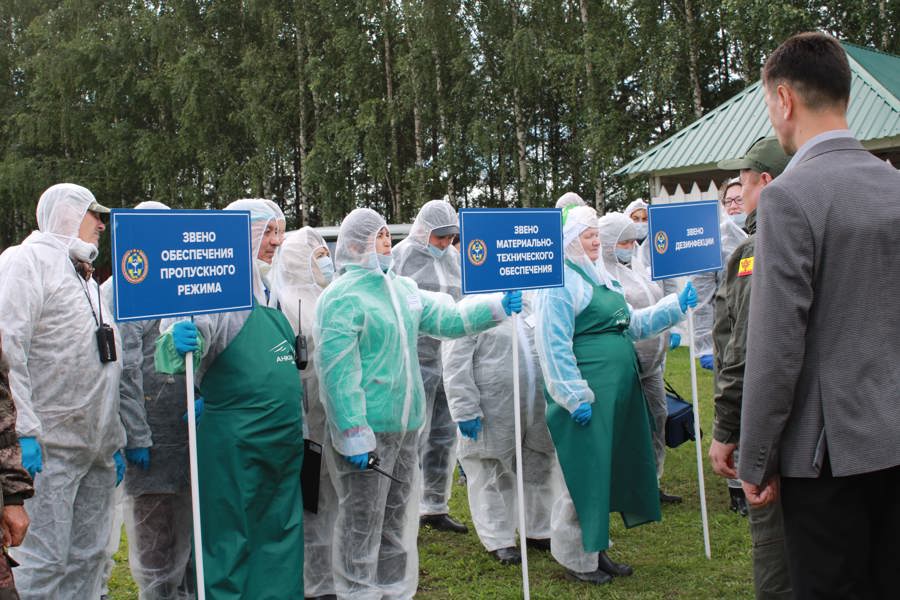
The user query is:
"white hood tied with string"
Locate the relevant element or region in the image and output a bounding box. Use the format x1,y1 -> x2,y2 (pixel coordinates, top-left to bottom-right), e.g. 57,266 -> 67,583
36,183 -> 103,263
334,207 -> 389,272
271,226 -> 331,337
624,198 -> 649,220
562,205 -> 614,290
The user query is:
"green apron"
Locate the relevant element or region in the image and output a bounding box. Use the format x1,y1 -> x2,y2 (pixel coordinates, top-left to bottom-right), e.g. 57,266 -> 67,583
545,262 -> 661,552
197,305 -> 304,599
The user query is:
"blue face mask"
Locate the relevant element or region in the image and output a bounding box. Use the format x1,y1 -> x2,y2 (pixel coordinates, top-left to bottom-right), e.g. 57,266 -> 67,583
377,253 -> 394,273
614,247 -> 633,265
427,244 -> 448,259
633,222 -> 648,242
315,256 -> 335,283
730,213 -> 748,228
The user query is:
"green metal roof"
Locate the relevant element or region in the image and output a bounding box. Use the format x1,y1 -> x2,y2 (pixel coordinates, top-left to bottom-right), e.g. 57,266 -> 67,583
615,42 -> 900,178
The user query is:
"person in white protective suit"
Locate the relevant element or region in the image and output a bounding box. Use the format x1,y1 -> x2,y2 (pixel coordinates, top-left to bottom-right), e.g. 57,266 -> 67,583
0,183 -> 127,600
442,293 -> 559,565
535,206 -> 696,585
597,212 -> 681,504
392,200 -> 468,533
270,226 -> 338,599
316,208 -> 520,599
97,201 -> 198,600
155,198 -> 304,599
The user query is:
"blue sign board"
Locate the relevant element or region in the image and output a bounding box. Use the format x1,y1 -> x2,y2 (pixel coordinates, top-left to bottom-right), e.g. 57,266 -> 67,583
459,208 -> 564,294
110,209 -> 254,321
648,200 -> 723,280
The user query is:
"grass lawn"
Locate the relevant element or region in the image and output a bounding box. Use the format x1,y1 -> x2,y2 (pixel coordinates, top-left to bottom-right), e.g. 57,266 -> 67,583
108,347 -> 754,599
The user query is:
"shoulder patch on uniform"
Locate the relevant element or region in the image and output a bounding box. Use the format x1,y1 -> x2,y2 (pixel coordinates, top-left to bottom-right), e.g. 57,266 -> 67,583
738,256 -> 754,277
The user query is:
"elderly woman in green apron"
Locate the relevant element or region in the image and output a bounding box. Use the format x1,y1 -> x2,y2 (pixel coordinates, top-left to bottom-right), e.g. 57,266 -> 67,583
534,205 -> 696,585
155,199 -> 304,599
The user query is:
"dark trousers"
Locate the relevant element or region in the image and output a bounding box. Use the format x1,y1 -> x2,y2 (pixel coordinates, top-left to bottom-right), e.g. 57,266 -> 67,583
780,461 -> 900,600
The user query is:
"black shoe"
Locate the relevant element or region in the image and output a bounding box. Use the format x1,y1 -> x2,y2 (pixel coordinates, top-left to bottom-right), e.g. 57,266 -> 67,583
659,489 -> 683,504
729,487 -> 749,517
597,551 -> 633,577
565,568 -> 612,585
420,513 -> 468,533
489,546 -> 521,565
525,537 -> 551,552
306,596 -> 338,600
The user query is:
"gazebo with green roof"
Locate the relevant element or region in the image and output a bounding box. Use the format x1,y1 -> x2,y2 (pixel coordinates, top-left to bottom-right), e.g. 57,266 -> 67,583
614,42 -> 900,195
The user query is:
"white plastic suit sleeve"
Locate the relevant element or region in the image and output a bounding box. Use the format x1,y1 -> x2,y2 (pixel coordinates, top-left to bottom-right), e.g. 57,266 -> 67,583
416,290 -> 505,339
626,293 -> 685,341
534,283 -> 595,414
0,249 -> 43,438
315,293 -> 376,456
441,324 -> 484,423
118,319 -> 154,448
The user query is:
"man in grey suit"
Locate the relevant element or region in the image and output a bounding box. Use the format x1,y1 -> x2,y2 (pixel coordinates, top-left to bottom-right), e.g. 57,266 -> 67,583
738,32 -> 900,600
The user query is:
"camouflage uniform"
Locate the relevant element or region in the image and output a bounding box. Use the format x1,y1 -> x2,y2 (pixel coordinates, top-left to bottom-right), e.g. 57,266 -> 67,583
0,338 -> 36,600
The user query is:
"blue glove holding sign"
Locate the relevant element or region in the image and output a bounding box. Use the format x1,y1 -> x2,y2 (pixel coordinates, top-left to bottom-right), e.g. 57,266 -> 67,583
502,290 -> 523,316
172,321 -> 200,355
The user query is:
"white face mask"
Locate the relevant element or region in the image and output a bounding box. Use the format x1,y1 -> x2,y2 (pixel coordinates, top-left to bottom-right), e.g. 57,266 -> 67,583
428,244 -> 448,259
377,253 -> 394,273
69,239 -> 99,263
314,255 -> 335,285
730,213 -> 748,228
256,259 -> 273,286
633,222 -> 649,241
614,247 -> 633,265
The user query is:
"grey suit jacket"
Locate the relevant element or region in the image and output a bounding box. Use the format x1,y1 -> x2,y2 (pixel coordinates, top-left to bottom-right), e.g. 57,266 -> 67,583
738,136 -> 900,485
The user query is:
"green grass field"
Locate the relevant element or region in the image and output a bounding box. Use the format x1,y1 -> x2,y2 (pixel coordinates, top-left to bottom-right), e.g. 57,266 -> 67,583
108,347 -> 754,599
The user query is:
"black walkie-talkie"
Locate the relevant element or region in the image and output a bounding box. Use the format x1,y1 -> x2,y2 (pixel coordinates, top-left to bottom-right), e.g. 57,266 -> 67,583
295,298 -> 309,370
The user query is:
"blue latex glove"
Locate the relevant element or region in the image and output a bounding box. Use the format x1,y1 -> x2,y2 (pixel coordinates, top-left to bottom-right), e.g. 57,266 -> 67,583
344,453 -> 369,470
172,321 -> 200,356
458,417 -> 482,441
678,282 -> 698,312
182,397 -> 204,424
669,333 -> 681,349
699,354 -> 714,370
113,451 -> 126,486
571,403 -> 592,426
501,290 -> 523,316
19,437 -> 42,478
125,447 -> 150,471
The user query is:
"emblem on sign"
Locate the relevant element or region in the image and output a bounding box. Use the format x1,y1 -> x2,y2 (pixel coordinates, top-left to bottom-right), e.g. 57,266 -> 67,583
467,239 -> 487,266
122,249 -> 149,284
654,231 -> 669,254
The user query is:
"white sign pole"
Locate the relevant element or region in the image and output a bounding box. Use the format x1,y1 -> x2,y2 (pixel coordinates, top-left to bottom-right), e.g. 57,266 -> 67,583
511,312 -> 531,599
184,340 -> 207,599
686,308 -> 711,559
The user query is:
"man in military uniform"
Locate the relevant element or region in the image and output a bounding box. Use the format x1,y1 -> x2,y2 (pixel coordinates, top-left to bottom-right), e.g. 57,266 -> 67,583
709,136 -> 792,600
0,336 -> 35,600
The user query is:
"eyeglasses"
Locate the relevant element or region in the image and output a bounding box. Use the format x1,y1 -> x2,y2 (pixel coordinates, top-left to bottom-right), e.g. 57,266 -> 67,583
722,195 -> 743,208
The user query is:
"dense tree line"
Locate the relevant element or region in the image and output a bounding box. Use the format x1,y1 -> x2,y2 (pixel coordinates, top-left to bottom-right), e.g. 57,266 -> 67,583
1,1 -> 896,247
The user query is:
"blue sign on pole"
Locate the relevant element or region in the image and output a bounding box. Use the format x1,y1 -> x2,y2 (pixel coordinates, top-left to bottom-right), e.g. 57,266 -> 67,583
110,209 -> 254,322
459,208 -> 564,294
648,200 -> 723,280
